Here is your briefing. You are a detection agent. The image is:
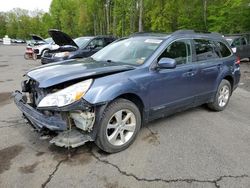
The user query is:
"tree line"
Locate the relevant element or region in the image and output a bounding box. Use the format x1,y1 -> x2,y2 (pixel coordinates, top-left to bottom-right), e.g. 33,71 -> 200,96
0,0 -> 250,39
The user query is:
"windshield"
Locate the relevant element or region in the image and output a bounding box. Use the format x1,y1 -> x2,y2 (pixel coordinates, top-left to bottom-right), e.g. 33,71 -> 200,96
74,37 -> 92,48
92,38 -> 163,65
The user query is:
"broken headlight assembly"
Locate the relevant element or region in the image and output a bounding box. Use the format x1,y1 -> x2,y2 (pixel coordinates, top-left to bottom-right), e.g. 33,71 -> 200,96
38,79 -> 93,108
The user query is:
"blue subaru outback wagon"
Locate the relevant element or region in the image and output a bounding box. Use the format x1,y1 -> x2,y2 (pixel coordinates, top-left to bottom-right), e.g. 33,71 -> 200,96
14,30 -> 241,153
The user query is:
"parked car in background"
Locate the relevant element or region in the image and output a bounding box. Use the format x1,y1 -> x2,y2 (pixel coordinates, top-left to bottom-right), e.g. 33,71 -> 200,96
11,38 -> 26,44
224,34 -> 250,60
30,35 -> 59,59
41,29 -> 116,64
13,30 -> 240,153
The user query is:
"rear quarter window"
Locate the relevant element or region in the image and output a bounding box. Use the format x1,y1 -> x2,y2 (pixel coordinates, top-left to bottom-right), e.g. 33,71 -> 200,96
194,39 -> 220,61
215,41 -> 232,57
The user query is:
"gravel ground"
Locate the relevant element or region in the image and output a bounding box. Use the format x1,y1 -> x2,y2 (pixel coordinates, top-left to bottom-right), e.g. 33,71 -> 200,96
0,45 -> 250,188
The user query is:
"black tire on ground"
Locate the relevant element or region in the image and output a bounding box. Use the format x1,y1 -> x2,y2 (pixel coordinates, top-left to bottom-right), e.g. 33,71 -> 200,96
41,49 -> 49,57
95,98 -> 141,153
207,79 -> 231,111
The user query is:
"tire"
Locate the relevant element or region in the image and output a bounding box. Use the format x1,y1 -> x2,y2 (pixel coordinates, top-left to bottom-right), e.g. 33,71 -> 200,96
24,53 -> 29,60
95,98 -> 141,153
32,53 -> 37,60
41,49 -> 49,57
207,79 -> 231,111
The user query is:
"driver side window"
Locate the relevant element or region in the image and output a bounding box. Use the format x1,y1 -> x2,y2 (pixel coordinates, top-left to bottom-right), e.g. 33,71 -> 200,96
159,40 -> 192,65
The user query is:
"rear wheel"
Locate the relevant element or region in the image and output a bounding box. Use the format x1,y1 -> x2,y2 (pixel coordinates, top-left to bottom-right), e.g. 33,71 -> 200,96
207,79 -> 231,111
96,99 -> 141,153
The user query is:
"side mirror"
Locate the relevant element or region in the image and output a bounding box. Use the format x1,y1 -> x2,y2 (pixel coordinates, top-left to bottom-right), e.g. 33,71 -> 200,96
158,58 -> 176,69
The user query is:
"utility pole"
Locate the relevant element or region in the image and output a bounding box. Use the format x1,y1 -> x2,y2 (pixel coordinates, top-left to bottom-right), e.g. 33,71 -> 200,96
138,0 -> 143,32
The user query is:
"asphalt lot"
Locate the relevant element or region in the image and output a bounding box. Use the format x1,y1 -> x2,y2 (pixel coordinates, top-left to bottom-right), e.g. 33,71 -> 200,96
0,45 -> 250,188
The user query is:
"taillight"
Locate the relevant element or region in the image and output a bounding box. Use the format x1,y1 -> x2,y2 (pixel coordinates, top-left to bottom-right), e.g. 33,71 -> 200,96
235,57 -> 240,65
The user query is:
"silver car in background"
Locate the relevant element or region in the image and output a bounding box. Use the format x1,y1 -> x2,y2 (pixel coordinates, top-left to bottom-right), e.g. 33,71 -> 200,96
30,35 -> 59,59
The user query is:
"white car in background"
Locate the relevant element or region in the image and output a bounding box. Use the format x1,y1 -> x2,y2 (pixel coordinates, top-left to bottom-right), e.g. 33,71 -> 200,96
31,35 -> 59,59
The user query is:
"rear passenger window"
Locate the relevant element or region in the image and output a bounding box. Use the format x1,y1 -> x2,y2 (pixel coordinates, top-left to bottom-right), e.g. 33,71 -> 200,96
215,41 -> 232,57
194,39 -> 220,61
159,40 -> 192,65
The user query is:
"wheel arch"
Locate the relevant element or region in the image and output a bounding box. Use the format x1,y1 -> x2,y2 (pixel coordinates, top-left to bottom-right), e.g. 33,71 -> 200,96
114,93 -> 145,118
223,75 -> 234,94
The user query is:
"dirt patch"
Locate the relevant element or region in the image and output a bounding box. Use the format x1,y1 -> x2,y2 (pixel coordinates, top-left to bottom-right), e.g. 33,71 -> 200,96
48,145 -> 94,166
48,145 -> 70,161
66,152 -> 93,166
0,145 -> 24,174
142,129 -> 160,146
36,151 -> 45,157
19,161 -> 39,174
0,64 -> 8,67
101,176 -> 122,188
0,92 -> 12,106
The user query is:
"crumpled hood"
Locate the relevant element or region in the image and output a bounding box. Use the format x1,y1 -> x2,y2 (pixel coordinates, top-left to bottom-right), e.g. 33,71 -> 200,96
26,59 -> 135,88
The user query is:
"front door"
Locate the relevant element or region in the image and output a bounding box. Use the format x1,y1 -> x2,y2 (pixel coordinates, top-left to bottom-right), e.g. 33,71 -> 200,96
148,39 -> 198,119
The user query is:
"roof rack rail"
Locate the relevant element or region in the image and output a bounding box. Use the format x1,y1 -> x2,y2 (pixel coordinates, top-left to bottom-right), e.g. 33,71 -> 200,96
129,32 -> 169,37
173,30 -> 222,37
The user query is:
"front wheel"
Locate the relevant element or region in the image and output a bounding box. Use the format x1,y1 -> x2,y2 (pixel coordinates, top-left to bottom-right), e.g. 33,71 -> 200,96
96,99 -> 141,153
207,79 -> 231,111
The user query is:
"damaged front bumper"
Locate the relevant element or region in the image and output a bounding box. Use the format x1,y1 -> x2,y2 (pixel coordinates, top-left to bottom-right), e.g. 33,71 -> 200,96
13,90 -> 94,148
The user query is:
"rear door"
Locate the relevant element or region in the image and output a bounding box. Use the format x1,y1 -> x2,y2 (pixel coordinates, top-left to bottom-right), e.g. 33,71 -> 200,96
192,39 -> 223,104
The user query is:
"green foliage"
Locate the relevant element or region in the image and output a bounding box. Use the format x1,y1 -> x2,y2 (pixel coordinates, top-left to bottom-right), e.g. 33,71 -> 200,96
0,0 -> 250,39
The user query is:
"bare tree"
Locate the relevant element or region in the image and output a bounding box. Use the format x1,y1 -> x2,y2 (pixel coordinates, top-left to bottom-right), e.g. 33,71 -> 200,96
203,0 -> 207,31
138,0 -> 143,32
105,0 -> 110,34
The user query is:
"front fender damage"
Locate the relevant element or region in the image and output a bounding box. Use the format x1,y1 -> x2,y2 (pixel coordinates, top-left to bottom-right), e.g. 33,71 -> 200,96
13,90 -> 107,148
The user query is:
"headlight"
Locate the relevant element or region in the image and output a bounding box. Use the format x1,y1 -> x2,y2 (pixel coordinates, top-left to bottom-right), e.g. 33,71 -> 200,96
54,52 -> 70,58
38,79 -> 93,108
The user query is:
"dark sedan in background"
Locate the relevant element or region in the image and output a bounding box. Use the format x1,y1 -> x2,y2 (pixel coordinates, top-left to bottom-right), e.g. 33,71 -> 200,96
224,34 -> 250,60
41,29 -> 116,64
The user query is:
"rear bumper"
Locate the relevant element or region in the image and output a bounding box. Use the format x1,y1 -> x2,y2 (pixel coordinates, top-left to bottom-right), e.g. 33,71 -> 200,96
13,91 -> 67,131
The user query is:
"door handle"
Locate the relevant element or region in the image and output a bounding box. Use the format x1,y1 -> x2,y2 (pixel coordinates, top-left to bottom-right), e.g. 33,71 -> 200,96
183,69 -> 195,77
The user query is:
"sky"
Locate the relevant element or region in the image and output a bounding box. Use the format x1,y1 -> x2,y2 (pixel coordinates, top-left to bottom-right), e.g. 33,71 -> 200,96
0,0 -> 52,12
